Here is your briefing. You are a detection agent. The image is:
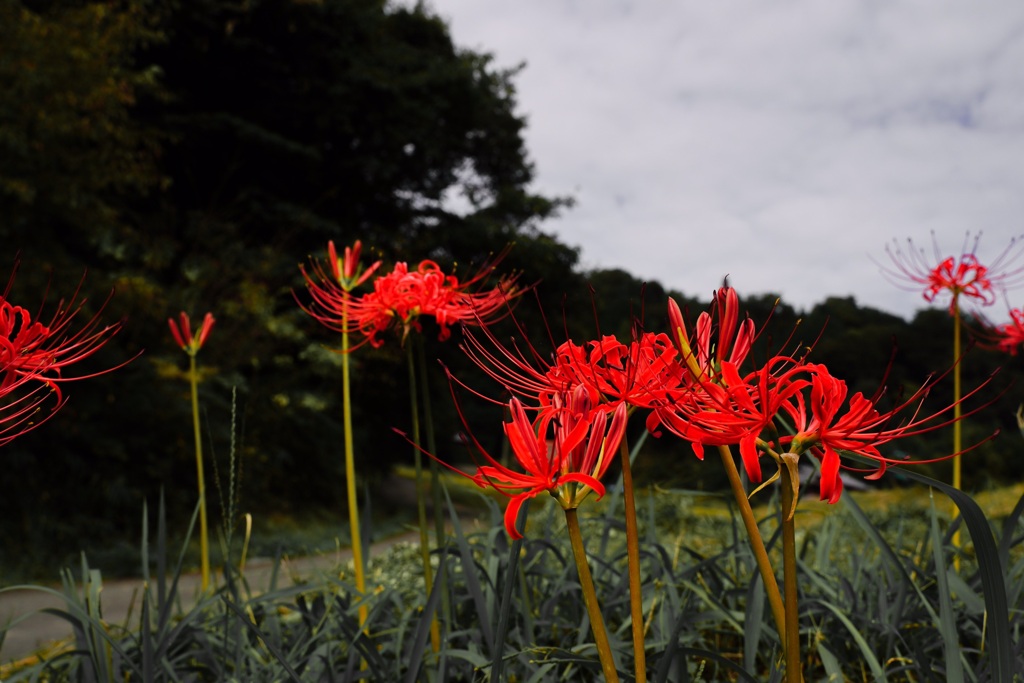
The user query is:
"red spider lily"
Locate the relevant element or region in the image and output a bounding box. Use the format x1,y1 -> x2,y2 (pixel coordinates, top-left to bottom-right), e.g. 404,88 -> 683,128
546,333 -> 686,412
655,356 -> 811,481
331,240 -> 381,290
0,271 -> 127,394
450,386 -> 627,539
0,374 -> 64,447
297,240 -> 382,341
0,264 -> 129,445
458,300 -> 687,425
299,243 -> 519,349
781,364 -> 995,503
879,231 -> 1024,312
346,259 -> 519,346
983,307 -> 1024,355
168,312 -> 215,355
667,289 -> 760,384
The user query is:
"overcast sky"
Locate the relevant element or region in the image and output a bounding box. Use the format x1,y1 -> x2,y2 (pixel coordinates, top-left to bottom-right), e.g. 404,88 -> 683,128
421,0 -> 1024,320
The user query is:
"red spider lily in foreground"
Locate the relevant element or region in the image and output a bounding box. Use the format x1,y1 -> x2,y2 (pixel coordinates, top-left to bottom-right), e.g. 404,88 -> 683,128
0,263 -> 129,444
658,291 -> 997,506
438,384 -> 627,539
878,231 -> 1024,312
458,303 -> 686,418
0,282 -> 125,392
0,374 -> 63,447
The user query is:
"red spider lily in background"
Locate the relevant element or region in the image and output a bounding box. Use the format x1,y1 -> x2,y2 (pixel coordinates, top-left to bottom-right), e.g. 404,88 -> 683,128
878,231 -> 1024,312
977,307 -> 1024,356
297,240 -> 383,343
330,240 -> 381,291
440,385 -> 628,539
168,312 -> 215,356
299,245 -> 519,349
348,259 -> 519,347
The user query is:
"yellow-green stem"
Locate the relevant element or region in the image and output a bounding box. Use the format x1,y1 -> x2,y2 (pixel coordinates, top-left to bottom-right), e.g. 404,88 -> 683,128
564,508 -> 621,683
407,344 -> 441,652
188,354 -> 210,592
341,322 -> 367,627
952,304 -> 963,568
779,463 -> 801,683
716,444 -> 787,645
618,439 -> 646,683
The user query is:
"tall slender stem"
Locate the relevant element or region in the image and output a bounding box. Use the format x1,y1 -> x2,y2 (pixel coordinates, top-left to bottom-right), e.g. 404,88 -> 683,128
341,321 -> 367,627
779,463 -> 801,683
952,303 -> 963,568
564,508 -> 621,683
618,439 -> 646,682
188,354 -> 210,592
408,343 -> 441,652
716,444 -> 787,645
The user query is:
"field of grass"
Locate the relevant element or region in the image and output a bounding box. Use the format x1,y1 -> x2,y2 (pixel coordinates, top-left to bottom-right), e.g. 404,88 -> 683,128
2,466 -> 1022,681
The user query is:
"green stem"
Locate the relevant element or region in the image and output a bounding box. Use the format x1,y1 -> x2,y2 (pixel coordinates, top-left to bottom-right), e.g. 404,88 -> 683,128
952,303 -> 963,567
408,343 -> 440,652
341,322 -> 367,627
779,463 -> 801,683
188,354 -> 210,592
564,508 -> 620,683
618,439 -> 646,683
716,444 -> 787,645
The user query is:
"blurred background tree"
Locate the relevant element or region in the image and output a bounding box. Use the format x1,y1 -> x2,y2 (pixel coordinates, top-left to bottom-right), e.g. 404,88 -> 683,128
0,0 -> 1020,578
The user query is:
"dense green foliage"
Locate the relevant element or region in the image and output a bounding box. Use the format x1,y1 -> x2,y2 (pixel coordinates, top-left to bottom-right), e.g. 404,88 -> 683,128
3,480 -> 1022,680
1,0 -> 1023,579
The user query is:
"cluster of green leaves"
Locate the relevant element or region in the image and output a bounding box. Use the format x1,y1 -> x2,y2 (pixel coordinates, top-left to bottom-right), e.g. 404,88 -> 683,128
3,466 -> 1022,681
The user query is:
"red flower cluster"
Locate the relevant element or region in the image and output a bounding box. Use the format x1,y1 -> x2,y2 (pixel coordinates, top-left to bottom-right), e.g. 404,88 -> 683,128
300,242 -> 518,348
0,266 -> 126,446
451,284 -> 989,536
880,232 -> 1024,313
976,307 -> 1024,356
465,387 -> 627,539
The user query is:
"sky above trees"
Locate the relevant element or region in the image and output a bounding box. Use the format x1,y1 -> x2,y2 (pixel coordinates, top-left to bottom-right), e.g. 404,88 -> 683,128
424,0 -> 1024,320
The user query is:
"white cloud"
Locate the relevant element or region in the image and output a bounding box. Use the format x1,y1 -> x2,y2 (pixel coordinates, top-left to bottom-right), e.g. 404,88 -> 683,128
422,0 -> 1024,319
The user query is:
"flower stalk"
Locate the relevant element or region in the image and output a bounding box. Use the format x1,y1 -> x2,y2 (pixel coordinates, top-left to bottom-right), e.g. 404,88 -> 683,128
188,351 -> 210,592
341,311 -> 368,627
779,453 -> 802,683
169,312 -> 215,592
564,507 -> 620,683
717,443 -> 788,644
952,303 -> 963,565
618,438 -> 647,683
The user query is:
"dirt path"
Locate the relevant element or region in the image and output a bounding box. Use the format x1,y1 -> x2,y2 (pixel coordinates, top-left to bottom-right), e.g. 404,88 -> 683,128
0,526 -> 428,665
